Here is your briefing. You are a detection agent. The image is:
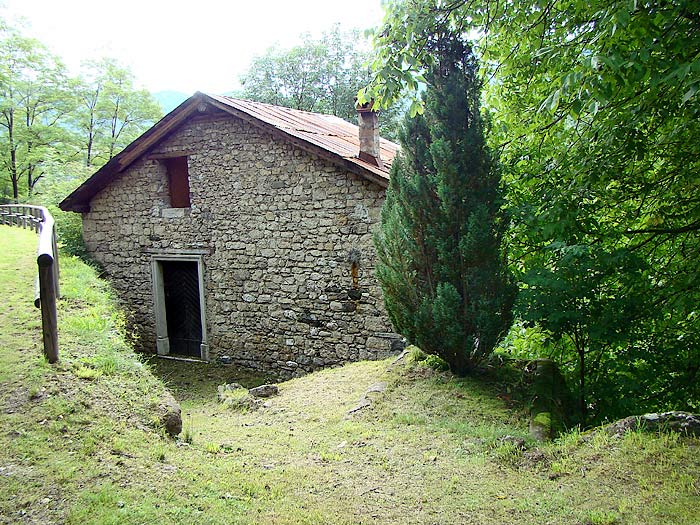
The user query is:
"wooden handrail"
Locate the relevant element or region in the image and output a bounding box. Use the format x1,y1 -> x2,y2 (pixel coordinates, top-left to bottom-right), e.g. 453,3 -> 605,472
0,204 -> 60,363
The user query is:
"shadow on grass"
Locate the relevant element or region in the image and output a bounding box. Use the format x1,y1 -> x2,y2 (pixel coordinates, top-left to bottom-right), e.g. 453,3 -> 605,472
145,356 -> 273,404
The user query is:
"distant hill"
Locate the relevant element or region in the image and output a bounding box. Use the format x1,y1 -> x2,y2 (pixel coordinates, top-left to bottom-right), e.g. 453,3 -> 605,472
152,90 -> 190,113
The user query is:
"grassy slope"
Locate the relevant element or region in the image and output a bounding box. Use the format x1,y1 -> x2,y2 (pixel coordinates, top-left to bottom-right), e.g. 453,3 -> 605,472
1,224 -> 699,525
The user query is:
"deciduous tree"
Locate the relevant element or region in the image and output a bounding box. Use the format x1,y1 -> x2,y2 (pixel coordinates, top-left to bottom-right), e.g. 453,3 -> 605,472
239,25 -> 402,139
364,0 -> 700,421
0,28 -> 77,200
75,58 -> 162,166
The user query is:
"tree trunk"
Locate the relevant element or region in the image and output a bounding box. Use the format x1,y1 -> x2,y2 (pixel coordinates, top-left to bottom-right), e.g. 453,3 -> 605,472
26,142 -> 33,196
86,129 -> 94,167
578,347 -> 587,423
448,346 -> 474,377
7,109 -> 19,202
10,149 -> 19,201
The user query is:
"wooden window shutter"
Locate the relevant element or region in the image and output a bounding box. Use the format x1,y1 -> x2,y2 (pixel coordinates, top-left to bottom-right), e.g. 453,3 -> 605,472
164,156 -> 191,208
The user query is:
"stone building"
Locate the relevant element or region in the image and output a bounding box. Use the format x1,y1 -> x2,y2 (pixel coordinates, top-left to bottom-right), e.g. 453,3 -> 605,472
60,92 -> 402,376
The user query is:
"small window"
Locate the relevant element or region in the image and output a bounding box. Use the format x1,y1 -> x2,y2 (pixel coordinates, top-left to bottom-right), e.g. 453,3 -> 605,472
164,156 -> 191,208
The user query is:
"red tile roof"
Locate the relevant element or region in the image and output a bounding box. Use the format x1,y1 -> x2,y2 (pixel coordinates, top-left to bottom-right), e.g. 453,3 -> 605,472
60,92 -> 398,213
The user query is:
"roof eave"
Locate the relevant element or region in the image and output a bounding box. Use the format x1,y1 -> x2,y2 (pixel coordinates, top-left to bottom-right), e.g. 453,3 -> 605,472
60,93 -> 206,212
59,92 -> 391,213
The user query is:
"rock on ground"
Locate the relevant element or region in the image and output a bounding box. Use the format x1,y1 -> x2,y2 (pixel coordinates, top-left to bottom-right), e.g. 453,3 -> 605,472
347,382 -> 387,416
248,384 -> 279,398
157,391 -> 182,437
217,383 -> 244,402
606,411 -> 700,438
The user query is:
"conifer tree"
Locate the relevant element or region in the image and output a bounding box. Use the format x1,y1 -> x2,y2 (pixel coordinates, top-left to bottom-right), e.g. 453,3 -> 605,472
374,32 -> 516,375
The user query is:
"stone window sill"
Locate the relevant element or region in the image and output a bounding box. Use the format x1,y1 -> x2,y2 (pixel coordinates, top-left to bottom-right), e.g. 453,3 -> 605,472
161,207 -> 191,218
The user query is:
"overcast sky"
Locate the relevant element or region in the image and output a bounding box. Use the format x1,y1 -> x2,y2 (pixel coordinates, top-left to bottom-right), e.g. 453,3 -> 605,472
1,0 -> 386,95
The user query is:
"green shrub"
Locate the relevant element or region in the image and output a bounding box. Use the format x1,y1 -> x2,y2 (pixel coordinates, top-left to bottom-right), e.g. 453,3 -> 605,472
374,32 -> 516,376
424,354 -> 449,372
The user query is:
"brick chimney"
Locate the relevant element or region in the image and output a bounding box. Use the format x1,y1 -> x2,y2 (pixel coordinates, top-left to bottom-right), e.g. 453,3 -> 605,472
357,102 -> 383,169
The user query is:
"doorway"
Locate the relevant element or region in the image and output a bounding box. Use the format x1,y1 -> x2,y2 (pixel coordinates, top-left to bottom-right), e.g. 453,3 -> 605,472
152,255 -> 208,361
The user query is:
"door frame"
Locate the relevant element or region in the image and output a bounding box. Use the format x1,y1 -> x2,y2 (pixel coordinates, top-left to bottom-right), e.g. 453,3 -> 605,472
151,253 -> 209,361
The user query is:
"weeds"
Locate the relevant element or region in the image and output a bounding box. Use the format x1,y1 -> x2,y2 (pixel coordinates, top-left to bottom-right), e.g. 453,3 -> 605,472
182,417 -> 195,444
151,444 -> 167,462
204,442 -> 221,454
492,441 -> 523,467
73,364 -> 103,380
583,510 -> 622,525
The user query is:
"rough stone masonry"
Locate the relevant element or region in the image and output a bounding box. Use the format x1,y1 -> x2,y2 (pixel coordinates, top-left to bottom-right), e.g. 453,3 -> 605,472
80,109 -> 402,377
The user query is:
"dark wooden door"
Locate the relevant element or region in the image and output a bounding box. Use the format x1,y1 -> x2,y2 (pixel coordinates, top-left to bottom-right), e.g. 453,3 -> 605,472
162,261 -> 202,357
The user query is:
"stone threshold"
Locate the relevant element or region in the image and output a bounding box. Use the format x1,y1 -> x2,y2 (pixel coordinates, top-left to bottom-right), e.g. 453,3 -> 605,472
157,355 -> 209,364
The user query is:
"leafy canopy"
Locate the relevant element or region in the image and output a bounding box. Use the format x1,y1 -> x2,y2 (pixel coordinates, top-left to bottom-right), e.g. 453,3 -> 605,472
238,25 -> 403,139
366,0 -> 700,422
0,17 -> 162,204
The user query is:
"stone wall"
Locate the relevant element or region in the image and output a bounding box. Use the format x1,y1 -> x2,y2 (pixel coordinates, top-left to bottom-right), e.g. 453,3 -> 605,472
81,109 -> 401,377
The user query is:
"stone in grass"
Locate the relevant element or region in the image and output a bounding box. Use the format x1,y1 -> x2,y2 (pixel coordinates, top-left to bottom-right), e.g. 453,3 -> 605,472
605,411 -> 700,438
365,382 -> 387,395
248,384 -> 279,398
158,391 -> 182,437
500,435 -> 527,450
347,382 -> 388,416
217,383 -> 244,403
530,412 -> 552,441
218,384 -> 262,410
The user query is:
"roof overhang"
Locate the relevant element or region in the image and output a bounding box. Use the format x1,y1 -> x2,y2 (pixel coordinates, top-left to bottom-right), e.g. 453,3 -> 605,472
60,92 -> 394,213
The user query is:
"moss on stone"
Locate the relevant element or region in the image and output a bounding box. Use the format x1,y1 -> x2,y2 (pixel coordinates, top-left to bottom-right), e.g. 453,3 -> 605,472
531,411 -> 552,441
533,411 -> 551,428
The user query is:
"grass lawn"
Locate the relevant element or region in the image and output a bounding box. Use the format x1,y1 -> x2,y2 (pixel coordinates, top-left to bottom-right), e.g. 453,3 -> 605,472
1,224 -> 699,524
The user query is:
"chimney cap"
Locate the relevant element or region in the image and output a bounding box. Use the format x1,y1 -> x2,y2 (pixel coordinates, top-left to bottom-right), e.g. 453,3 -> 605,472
355,98 -> 378,113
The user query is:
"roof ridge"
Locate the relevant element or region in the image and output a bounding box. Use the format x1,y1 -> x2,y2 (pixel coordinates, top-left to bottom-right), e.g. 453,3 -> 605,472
209,94 -> 360,124
60,92 -> 397,212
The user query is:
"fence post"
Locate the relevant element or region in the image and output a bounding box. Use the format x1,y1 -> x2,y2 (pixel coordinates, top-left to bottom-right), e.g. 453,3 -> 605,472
37,258 -> 59,363
36,209 -> 59,363
0,204 -> 61,362
51,225 -> 60,299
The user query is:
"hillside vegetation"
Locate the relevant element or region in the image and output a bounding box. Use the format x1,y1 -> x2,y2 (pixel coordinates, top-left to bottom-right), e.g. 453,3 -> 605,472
1,224 -> 699,524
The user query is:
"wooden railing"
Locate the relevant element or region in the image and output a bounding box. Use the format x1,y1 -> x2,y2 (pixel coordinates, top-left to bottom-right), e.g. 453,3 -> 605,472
0,205 -> 60,363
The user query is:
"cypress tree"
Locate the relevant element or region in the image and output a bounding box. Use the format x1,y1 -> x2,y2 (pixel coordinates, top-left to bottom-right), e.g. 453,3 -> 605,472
375,32 -> 516,375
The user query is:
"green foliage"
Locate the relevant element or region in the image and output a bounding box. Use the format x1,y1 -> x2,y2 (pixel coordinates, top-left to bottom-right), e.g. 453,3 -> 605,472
375,31 -> 516,375
533,412 -> 551,427
408,346 -> 450,371
491,440 -> 523,468
519,244 -> 651,421
33,162 -> 93,258
2,230 -> 699,523
368,0 -> 700,423
240,25 -> 363,119
74,58 -> 163,167
0,18 -> 162,203
0,25 -> 78,201
51,206 -> 89,259
497,321 -> 553,362
423,353 -> 449,372
204,442 -> 221,455
73,364 -> 103,381
406,345 -> 427,363
238,25 -> 402,140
